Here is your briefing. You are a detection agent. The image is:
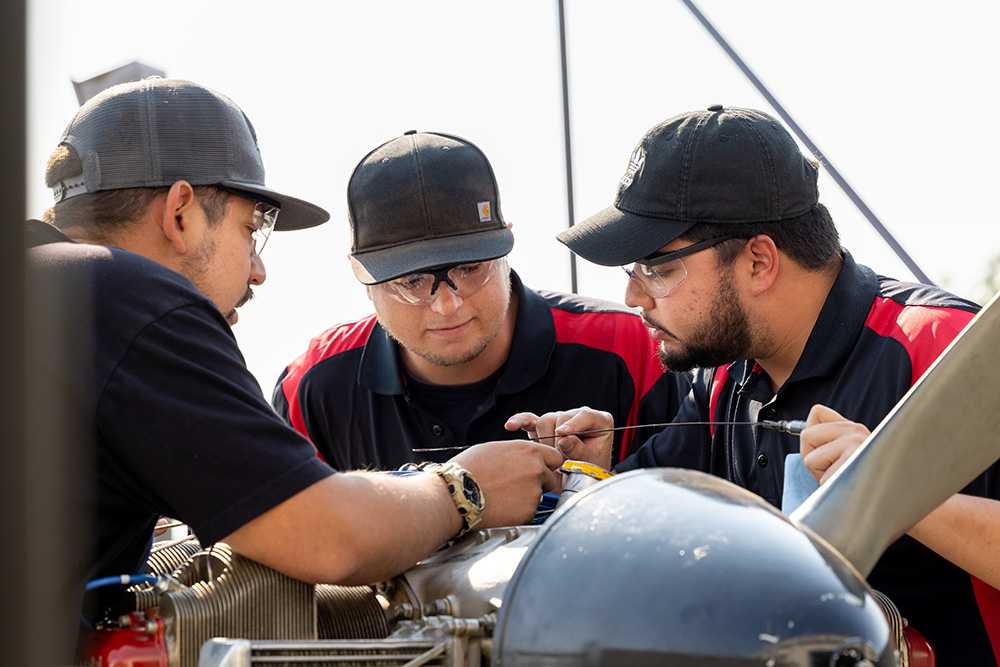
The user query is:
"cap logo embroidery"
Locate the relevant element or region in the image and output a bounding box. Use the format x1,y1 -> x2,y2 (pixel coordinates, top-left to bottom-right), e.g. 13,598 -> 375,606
477,201 -> 492,223
619,144 -> 646,191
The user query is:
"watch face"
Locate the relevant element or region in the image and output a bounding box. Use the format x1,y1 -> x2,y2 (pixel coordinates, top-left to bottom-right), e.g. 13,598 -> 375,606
462,473 -> 483,508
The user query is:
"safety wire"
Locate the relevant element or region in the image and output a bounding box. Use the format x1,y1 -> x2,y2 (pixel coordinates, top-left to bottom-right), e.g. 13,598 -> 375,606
411,420 -> 801,453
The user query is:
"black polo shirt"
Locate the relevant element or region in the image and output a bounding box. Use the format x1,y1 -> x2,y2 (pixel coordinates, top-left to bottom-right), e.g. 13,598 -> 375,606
618,251 -> 997,666
25,220 -> 333,622
274,272 -> 683,470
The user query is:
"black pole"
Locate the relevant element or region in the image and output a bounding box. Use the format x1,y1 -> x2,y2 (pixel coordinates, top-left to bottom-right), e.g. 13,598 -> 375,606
0,0 -> 28,661
9,5 -> 87,661
557,0 -> 579,293
680,0 -> 935,286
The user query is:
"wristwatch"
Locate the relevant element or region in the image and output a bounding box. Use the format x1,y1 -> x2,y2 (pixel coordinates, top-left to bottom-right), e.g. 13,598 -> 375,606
425,462 -> 486,539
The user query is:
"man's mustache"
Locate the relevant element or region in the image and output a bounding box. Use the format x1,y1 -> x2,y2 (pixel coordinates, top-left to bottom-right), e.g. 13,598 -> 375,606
236,288 -> 255,309
642,313 -> 676,340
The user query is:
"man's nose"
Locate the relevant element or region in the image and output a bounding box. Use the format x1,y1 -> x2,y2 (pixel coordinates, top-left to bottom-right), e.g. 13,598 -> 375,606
429,285 -> 463,315
624,274 -> 652,310
250,252 -> 267,286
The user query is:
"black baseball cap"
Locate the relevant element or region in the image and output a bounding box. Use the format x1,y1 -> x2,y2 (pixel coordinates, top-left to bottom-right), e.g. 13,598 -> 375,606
51,78 -> 329,231
347,131 -> 514,284
559,106 -> 820,266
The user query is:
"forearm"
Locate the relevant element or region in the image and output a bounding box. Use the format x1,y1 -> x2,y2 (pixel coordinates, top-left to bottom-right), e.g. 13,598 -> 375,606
907,493 -> 1000,590
225,471 -> 460,585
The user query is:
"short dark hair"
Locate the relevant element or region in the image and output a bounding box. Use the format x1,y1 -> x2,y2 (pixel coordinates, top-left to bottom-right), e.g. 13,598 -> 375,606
679,204 -> 840,271
41,145 -> 229,238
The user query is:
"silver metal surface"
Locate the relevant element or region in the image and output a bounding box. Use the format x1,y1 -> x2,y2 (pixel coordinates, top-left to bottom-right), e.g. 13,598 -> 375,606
390,526 -> 540,621
198,638 -> 457,667
793,291 -> 1000,576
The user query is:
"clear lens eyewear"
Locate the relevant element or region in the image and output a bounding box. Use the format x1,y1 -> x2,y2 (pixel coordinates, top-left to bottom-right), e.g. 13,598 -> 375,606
251,202 -> 280,256
623,236 -> 744,299
382,259 -> 504,305
623,259 -> 689,299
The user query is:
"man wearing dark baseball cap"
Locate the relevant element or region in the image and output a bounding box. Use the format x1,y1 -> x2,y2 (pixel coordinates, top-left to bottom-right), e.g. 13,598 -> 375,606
517,106 -> 999,664
27,79 -> 565,635
274,131 -> 682,472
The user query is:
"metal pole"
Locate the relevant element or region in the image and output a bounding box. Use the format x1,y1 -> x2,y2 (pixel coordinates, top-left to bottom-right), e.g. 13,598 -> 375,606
557,0 -> 579,293
0,0 -> 27,661
680,0 -> 935,286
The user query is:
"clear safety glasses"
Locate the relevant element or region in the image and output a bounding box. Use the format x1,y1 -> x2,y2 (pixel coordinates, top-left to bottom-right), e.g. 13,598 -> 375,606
380,258 -> 505,306
250,201 -> 280,257
623,259 -> 690,299
623,236 -> 739,299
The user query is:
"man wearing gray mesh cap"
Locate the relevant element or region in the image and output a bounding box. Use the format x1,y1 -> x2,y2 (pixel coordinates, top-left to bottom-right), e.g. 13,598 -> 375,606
26,78 -> 563,631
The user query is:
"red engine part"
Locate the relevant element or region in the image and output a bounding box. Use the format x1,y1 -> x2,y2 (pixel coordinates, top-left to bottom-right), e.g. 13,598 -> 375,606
82,611 -> 168,667
904,625 -> 936,667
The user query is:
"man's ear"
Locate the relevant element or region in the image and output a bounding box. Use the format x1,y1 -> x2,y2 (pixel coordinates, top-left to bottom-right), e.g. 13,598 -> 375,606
159,181 -> 198,255
745,234 -> 780,296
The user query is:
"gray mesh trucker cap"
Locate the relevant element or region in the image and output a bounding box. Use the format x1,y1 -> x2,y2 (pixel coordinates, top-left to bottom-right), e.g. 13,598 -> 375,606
51,78 -> 329,231
347,131 -> 514,284
559,106 -> 820,266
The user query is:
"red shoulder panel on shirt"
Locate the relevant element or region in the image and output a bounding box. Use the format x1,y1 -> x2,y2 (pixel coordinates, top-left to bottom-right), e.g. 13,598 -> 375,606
708,365 -> 730,438
280,315 -> 379,448
863,297 -> 975,386
550,308 -> 662,461
973,577 -> 1000,665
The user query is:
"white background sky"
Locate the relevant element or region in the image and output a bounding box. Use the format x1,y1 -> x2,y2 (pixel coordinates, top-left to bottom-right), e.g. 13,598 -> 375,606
28,1 -> 1000,394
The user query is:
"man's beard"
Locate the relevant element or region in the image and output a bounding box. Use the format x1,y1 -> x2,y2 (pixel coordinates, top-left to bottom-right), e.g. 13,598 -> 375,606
181,233 -> 217,295
656,270 -> 753,372
384,271 -> 512,369
403,332 -> 497,368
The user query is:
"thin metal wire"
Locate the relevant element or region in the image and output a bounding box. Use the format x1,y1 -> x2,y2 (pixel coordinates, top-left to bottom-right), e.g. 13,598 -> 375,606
411,420 -> 760,453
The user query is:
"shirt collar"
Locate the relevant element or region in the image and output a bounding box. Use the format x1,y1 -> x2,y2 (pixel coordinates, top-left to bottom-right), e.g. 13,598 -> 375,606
25,219 -> 73,248
358,270 -> 555,396
494,271 -> 555,395
783,250 -> 879,386
358,321 -> 405,395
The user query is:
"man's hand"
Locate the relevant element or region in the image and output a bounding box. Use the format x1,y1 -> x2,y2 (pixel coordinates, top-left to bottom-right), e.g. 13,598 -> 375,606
505,407 -> 614,470
799,404 -> 871,484
450,440 -> 564,527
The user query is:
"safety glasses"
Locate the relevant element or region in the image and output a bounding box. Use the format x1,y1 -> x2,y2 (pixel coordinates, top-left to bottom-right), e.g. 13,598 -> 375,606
623,236 -> 739,299
380,258 -> 505,306
250,201 -> 280,257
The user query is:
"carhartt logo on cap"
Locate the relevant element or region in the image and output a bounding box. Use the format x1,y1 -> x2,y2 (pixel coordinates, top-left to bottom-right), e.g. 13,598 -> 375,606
619,144 -> 646,191
477,201 -> 492,223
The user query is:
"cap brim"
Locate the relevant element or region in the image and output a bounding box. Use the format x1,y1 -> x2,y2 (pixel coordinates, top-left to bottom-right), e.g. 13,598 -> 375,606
351,227 -> 514,284
221,180 -> 330,231
558,205 -> 695,266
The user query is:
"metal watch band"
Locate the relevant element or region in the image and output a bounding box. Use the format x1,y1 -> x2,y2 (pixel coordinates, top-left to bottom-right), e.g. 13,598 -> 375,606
425,462 -> 484,538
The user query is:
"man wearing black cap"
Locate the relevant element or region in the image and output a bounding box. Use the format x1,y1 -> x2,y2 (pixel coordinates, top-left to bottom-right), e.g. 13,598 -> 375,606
273,131 -> 681,471
28,80 -> 563,631
510,107 -> 1000,664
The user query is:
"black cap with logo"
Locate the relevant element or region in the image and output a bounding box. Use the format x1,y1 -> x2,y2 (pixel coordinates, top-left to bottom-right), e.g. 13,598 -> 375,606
51,78 -> 329,231
347,131 -> 513,285
558,106 -> 820,266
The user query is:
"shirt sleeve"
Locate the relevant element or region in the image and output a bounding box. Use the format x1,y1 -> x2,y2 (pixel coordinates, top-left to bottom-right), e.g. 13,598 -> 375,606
615,368 -> 712,473
98,303 -> 334,545
272,366 -> 292,422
